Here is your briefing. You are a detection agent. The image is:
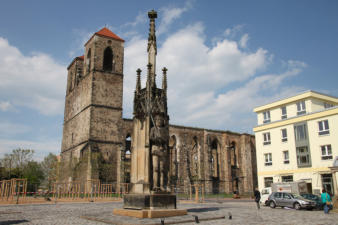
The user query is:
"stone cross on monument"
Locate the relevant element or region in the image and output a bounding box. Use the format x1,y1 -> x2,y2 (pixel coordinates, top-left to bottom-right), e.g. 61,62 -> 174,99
115,11 -> 186,217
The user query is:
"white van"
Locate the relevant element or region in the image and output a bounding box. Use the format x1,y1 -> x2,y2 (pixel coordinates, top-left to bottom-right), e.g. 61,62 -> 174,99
261,187 -> 272,205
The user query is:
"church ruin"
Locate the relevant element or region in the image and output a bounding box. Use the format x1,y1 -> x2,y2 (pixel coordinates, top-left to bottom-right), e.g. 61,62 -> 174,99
59,10 -> 257,195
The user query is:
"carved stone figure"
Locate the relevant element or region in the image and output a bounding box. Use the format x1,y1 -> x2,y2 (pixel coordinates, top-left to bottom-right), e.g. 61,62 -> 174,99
150,114 -> 169,191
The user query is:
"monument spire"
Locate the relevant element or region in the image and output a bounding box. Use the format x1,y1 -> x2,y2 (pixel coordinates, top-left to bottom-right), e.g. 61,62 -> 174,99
136,68 -> 141,93
147,9 -> 157,86
162,67 -> 167,92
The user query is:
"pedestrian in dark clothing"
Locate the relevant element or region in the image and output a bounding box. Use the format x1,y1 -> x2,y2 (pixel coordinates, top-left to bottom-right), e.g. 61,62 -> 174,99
254,187 -> 261,209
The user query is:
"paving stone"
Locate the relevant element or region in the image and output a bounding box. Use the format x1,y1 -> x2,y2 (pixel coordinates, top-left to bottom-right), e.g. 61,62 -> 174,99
0,201 -> 337,224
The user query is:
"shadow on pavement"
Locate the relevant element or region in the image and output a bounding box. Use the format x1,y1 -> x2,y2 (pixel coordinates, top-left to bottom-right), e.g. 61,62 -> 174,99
0,220 -> 29,225
187,207 -> 220,212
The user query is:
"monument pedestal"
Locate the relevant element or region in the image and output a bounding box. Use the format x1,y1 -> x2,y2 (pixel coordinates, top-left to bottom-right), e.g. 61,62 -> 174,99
113,208 -> 187,218
123,193 -> 176,210
113,193 -> 187,218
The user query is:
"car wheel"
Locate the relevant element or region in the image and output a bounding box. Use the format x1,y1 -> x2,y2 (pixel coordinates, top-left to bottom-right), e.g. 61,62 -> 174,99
269,201 -> 276,208
294,202 -> 301,210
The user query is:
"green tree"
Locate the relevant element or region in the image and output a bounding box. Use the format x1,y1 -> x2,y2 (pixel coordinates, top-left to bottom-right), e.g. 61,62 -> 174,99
0,148 -> 35,179
22,161 -> 44,192
40,153 -> 58,189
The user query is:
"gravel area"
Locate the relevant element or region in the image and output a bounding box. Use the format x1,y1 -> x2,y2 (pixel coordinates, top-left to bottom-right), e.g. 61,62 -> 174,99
0,200 -> 337,225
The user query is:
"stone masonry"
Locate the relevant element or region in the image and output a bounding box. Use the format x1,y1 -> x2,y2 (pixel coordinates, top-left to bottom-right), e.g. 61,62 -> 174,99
59,19 -> 257,195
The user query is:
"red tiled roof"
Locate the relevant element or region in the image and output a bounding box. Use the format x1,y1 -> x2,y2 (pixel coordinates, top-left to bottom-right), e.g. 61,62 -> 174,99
67,55 -> 84,70
85,27 -> 124,46
95,27 -> 124,42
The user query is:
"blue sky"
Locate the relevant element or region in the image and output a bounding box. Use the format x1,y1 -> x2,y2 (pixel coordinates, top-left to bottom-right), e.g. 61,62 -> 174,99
0,0 -> 337,160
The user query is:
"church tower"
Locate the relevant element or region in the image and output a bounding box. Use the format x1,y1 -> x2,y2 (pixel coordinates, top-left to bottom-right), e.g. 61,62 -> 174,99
60,28 -> 125,184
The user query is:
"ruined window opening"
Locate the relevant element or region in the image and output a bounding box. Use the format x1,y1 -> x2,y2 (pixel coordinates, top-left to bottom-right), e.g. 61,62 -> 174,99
86,49 -> 91,73
211,139 -> 218,177
103,47 -> 113,72
230,141 -> 237,167
192,136 -> 199,178
123,135 -> 132,183
69,72 -> 73,92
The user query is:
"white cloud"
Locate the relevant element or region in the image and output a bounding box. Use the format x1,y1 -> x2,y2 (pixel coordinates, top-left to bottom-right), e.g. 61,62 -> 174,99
224,24 -> 244,37
0,37 -> 67,115
123,12 -> 147,27
157,0 -> 193,35
239,33 -> 249,48
122,20 -> 306,132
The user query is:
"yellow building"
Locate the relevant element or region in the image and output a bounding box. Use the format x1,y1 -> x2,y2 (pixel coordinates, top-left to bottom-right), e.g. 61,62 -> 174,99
253,90 -> 338,195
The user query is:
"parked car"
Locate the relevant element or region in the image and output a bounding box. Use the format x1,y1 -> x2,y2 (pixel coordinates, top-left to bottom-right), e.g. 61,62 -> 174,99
301,193 -> 323,210
267,192 -> 316,210
260,187 -> 272,205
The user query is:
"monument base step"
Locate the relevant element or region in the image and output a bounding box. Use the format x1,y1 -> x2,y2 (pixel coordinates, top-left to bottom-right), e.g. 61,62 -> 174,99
123,193 -> 176,210
113,208 -> 187,218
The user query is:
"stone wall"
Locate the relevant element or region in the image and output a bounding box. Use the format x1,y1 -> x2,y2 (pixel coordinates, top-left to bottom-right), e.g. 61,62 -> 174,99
118,121 -> 256,195
59,29 -> 257,195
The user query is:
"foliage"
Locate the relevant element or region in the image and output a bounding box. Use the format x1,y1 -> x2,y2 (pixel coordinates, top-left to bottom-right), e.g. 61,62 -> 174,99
40,153 -> 58,189
22,161 -> 44,192
0,148 -> 35,179
0,148 -> 58,191
97,153 -> 115,183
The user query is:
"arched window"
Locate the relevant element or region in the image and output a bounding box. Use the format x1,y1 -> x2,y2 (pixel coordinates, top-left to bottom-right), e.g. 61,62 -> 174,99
86,49 -> 91,73
230,141 -> 237,167
123,135 -> 132,183
211,139 -> 219,177
103,47 -> 113,71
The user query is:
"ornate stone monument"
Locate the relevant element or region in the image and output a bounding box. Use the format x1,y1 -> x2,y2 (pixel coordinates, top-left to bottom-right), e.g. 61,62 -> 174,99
114,10 -> 187,218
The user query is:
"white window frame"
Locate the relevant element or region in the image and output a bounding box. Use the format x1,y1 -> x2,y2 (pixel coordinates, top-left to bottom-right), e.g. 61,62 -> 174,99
283,150 -> 289,164
281,128 -> 288,142
264,153 -> 272,166
263,111 -> 271,123
297,101 -> 306,115
263,132 -> 271,145
321,145 -> 332,160
281,106 -> 287,119
318,120 -> 330,135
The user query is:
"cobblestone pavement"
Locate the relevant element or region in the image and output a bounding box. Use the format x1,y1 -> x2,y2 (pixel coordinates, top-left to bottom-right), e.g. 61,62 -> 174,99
0,201 -> 337,225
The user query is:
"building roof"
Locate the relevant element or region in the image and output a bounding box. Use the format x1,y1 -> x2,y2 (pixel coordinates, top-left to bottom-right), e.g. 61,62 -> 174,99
253,90 -> 338,113
85,27 -> 124,46
67,55 -> 84,70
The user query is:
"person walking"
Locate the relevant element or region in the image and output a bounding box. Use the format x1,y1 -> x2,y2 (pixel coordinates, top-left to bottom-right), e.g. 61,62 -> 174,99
254,187 -> 261,209
321,189 -> 332,214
